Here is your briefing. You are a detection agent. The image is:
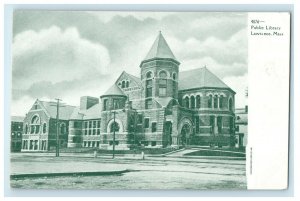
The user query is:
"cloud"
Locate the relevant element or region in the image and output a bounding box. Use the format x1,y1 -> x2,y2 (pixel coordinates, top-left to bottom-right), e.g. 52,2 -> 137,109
11,11 -> 248,116
12,26 -> 110,90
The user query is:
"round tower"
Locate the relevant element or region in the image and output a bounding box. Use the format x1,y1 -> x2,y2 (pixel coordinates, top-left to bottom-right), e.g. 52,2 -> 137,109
140,32 -> 180,109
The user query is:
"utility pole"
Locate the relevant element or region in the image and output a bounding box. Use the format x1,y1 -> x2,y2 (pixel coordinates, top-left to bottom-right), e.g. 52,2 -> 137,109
55,98 -> 61,157
112,111 -> 116,159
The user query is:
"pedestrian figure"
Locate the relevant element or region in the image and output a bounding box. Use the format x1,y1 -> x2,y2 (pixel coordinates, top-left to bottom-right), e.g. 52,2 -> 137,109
141,151 -> 145,160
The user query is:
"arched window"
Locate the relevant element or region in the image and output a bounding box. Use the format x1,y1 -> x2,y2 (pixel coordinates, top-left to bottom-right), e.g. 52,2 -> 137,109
190,96 -> 195,109
121,80 -> 125,88
196,95 -> 201,108
146,71 -> 153,79
172,72 -> 176,80
229,98 -> 233,111
126,81 -> 129,88
31,115 -> 39,124
43,123 -> 47,133
159,71 -> 167,78
159,71 -> 167,97
31,115 -> 40,134
219,95 -> 224,108
110,122 -> 120,133
208,95 -> 213,108
184,96 -> 190,108
60,123 -> 66,134
25,124 -> 28,134
214,95 -> 218,108
146,72 -> 153,98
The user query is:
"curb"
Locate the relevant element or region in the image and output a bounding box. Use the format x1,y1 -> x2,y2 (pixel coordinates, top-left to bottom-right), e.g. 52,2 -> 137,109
10,169 -> 130,180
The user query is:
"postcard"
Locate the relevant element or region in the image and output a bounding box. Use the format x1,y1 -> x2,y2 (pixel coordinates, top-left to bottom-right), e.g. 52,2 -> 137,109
9,11 -> 290,190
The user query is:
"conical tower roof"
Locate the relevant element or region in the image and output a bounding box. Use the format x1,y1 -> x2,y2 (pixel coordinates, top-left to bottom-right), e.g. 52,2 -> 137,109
100,84 -> 126,98
143,32 -> 177,61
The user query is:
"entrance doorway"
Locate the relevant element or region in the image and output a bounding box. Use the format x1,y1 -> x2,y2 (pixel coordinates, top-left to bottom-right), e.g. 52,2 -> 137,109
180,124 -> 192,145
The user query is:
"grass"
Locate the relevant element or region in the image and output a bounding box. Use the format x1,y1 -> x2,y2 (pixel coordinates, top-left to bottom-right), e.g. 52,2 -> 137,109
184,149 -> 246,157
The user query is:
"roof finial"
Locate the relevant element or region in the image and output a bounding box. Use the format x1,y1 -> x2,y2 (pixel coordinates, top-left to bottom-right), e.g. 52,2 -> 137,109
159,30 -> 162,34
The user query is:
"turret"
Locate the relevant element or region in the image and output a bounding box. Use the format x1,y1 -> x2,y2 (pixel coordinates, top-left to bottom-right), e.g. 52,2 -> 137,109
140,32 -> 180,109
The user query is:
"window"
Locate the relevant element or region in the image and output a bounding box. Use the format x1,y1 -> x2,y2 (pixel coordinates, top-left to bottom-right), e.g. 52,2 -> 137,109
93,129 -> 96,135
172,73 -> 176,80
159,79 -> 167,85
151,141 -> 156,146
43,123 -> 47,133
184,96 -> 190,108
195,116 -> 199,133
122,81 -> 126,88
85,121 -> 88,129
84,129 -> 88,135
214,95 -> 218,108
97,129 -> 100,135
196,95 -> 201,108
103,99 -> 108,111
191,96 -> 195,109
31,115 -> 40,134
208,95 -> 213,108
146,80 -> 153,97
144,118 -> 150,128
145,99 -> 152,109
60,123 -> 66,134
146,71 -> 153,79
126,81 -> 129,88
219,95 -> 224,108
74,121 -> 81,129
159,87 -> 167,96
138,114 -> 143,124
152,122 -> 157,132
25,124 -> 28,134
110,122 -> 120,133
229,98 -> 233,111
97,120 -> 100,128
158,71 -> 167,97
159,71 -> 167,78
84,141 -> 87,147
210,116 -> 215,132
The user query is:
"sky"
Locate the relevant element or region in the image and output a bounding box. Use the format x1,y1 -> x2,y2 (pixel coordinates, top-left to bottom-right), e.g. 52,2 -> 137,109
11,11 -> 248,116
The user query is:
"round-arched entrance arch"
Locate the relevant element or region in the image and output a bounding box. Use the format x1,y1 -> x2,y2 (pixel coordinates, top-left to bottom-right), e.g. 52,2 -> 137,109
178,117 -> 193,145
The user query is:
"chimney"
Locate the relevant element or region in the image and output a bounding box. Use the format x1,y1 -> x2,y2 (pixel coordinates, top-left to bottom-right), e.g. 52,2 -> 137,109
80,96 -> 99,110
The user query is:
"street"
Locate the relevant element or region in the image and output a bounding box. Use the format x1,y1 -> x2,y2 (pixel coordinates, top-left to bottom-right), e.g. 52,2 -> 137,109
10,152 -> 246,190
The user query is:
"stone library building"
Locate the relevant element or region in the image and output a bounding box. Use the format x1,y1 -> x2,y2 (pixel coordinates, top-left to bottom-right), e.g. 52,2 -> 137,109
21,32 -> 236,152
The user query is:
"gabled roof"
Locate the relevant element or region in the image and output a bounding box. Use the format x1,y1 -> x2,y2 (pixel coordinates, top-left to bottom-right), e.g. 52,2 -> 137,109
101,84 -> 126,97
125,72 -> 141,85
11,116 -> 25,122
70,103 -> 101,120
179,67 -> 233,91
115,71 -> 141,86
143,32 -> 177,61
38,100 -> 76,120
